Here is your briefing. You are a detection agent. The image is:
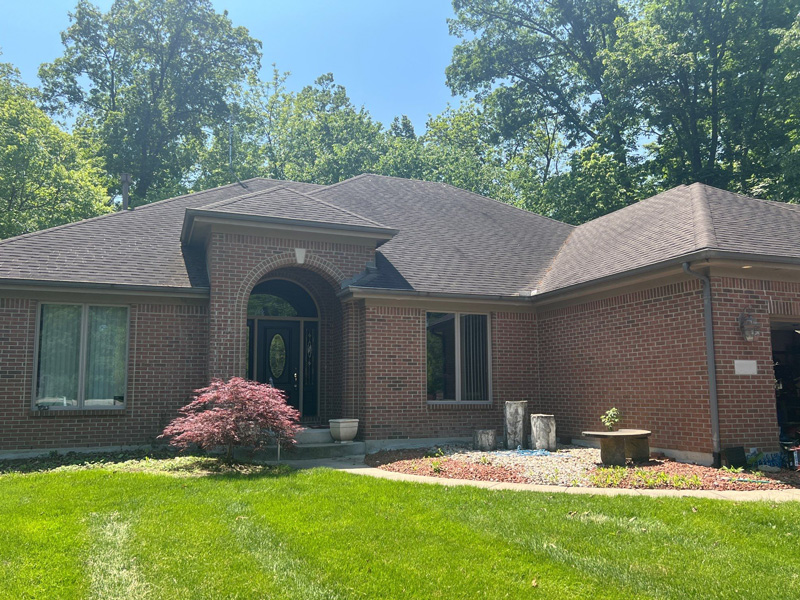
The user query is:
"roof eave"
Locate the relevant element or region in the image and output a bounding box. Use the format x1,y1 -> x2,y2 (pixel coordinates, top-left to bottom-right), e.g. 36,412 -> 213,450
339,285 -> 534,306
181,209 -> 399,245
0,278 -> 209,297
532,249 -> 800,304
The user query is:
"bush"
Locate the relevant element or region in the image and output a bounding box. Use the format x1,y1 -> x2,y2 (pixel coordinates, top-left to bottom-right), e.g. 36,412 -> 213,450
160,378 -> 301,462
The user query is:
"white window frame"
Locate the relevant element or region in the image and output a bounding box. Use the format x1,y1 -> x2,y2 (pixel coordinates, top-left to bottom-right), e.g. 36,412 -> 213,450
32,302 -> 130,411
425,311 -> 493,405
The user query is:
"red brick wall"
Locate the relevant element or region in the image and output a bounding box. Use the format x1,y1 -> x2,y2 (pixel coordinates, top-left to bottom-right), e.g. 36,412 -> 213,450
537,280 -> 714,454
342,299 -> 367,424
206,231 -> 374,380
359,305 -> 537,440
0,298 -> 208,451
710,276 -> 787,452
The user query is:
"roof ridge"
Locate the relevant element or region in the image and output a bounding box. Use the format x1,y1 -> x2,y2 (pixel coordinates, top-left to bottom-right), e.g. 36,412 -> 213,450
435,180 -> 574,227
0,179 -> 263,247
286,185 -> 392,229
570,186 -> 691,230
196,185 -> 287,211
313,172 -> 576,228
706,183 -> 800,214
533,226 -> 580,290
200,184 -> 392,229
689,183 -> 718,249
307,173 -> 372,195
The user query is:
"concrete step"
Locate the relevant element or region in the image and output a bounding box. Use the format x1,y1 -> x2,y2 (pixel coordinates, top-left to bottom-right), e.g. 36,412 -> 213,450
252,441 -> 365,461
295,427 -> 334,444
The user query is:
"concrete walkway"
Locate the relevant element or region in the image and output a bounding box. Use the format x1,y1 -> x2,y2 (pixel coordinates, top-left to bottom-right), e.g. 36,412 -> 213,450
279,455 -> 800,502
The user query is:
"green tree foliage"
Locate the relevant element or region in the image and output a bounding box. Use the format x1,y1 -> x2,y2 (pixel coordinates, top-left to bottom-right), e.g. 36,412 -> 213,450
0,62 -> 109,239
447,0 -> 800,221
610,0 -> 800,197
196,71 -> 385,188
39,0 -> 261,204
448,0 -> 637,161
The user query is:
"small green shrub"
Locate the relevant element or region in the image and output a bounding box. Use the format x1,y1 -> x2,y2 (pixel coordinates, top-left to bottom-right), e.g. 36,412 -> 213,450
600,408 -> 621,431
721,465 -> 744,474
590,466 -> 627,487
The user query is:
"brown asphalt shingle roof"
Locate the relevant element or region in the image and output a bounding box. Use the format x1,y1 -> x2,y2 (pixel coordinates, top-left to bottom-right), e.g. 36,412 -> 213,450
0,177 -> 797,298
310,174 -> 575,296
536,183 -> 800,294
192,185 -> 394,232
0,179 -> 323,290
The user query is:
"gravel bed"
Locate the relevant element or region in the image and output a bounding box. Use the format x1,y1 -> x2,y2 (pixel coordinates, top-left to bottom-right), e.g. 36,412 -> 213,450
453,445 -> 600,486
366,445 -> 800,491
366,444 -> 600,486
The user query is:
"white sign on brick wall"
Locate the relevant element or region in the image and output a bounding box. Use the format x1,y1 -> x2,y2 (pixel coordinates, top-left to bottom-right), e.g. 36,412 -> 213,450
734,360 -> 758,375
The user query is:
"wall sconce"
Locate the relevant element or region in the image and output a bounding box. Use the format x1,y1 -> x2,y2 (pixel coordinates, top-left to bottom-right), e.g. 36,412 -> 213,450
739,311 -> 761,342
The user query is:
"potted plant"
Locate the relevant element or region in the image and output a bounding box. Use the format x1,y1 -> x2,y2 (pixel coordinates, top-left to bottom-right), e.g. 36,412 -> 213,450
329,418 -> 359,444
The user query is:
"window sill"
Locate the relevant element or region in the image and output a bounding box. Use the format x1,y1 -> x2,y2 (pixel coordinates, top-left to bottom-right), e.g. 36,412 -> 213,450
427,401 -> 493,410
31,407 -> 127,418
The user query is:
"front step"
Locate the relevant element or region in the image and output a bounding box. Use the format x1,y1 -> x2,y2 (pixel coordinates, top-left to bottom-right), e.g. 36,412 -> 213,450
295,427 -> 335,444
252,441 -> 365,461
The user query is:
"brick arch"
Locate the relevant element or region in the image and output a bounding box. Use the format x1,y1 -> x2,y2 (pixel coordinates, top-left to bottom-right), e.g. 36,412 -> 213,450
231,251 -> 346,377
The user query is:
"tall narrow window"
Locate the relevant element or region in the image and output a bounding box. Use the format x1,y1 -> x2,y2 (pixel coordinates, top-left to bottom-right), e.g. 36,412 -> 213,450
426,312 -> 490,402
84,306 -> 128,406
460,314 -> 489,401
35,304 -> 129,410
427,313 -> 456,400
36,305 -> 82,407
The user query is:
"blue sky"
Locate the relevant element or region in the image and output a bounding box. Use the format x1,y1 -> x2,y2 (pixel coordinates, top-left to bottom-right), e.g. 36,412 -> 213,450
0,0 -> 462,131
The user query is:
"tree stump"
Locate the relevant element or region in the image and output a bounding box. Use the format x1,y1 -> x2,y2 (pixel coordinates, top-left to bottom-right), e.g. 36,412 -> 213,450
530,414 -> 557,451
504,401 -> 528,449
473,429 -> 496,451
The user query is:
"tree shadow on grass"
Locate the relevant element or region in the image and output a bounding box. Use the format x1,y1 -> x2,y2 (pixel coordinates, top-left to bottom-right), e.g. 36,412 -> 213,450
0,446 -> 299,480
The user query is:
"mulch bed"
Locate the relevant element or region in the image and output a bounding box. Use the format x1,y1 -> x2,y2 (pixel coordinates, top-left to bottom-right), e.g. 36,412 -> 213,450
366,449 -> 529,483
366,447 -> 800,491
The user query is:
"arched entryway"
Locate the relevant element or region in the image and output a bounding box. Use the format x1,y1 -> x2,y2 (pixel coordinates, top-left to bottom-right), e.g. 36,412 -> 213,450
245,269 -> 343,422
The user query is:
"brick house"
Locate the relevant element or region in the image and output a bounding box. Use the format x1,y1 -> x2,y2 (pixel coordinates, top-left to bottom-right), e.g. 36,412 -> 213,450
1,174 -> 799,465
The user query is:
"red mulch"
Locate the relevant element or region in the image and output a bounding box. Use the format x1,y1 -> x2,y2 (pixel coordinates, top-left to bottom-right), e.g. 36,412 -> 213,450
366,449 -> 528,483
601,458 -> 800,491
366,448 -> 800,491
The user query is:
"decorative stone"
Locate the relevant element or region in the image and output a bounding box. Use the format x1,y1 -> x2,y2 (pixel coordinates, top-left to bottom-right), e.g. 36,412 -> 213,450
473,429 -> 496,451
504,401 -> 528,449
600,437 -> 627,466
530,414 -> 557,451
625,437 -> 650,462
582,429 -> 652,466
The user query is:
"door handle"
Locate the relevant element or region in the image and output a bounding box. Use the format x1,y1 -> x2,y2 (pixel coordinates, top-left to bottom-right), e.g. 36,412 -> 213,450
293,371 -> 299,390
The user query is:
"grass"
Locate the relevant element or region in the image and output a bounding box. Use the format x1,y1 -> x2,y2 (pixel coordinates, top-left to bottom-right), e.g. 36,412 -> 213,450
1,454 -> 799,599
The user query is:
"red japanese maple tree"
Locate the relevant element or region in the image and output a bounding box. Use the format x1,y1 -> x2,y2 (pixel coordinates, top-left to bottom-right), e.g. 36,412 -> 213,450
160,377 -> 301,462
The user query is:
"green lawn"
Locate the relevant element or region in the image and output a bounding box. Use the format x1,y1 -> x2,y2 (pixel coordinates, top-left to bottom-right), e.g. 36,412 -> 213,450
1,458 -> 799,599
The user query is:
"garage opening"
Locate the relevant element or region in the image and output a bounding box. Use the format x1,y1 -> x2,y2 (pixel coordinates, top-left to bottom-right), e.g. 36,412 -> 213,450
770,322 -> 800,448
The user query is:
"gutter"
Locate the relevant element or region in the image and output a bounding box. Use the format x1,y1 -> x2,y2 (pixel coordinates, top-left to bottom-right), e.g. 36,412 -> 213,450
532,248 -> 800,305
0,278 -> 210,297
338,286 -> 533,305
682,262 -> 721,467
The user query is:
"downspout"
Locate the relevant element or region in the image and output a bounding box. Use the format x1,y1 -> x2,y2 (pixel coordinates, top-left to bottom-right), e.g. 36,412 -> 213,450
682,262 -> 721,466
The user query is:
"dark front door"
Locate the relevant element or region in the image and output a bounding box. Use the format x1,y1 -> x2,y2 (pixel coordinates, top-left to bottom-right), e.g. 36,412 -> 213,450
257,321 -> 300,410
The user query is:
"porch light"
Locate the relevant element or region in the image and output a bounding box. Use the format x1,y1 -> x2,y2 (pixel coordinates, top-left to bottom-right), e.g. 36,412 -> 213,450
739,312 -> 761,342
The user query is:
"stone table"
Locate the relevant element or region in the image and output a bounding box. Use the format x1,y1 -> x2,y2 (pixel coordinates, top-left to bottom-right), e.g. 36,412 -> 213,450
581,429 -> 652,466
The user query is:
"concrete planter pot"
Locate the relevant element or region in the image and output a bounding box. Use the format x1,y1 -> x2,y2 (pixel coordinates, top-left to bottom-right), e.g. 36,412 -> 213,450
329,419 -> 359,444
